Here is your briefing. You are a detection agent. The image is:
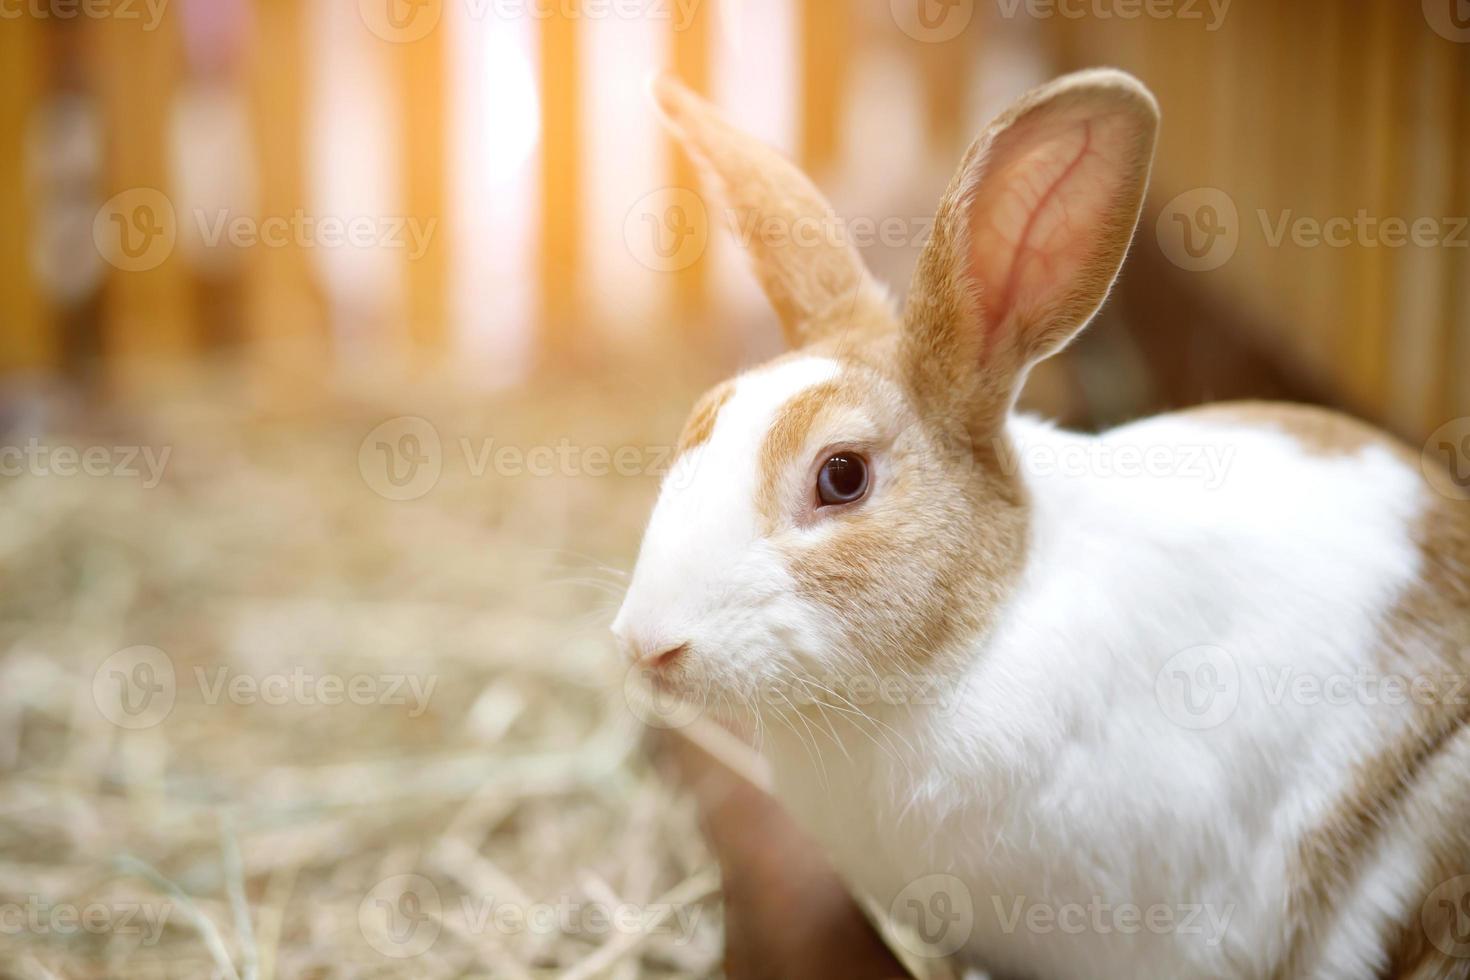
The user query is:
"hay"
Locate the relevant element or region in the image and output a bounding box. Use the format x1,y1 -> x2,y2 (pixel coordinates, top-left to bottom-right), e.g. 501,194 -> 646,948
0,361 -> 727,979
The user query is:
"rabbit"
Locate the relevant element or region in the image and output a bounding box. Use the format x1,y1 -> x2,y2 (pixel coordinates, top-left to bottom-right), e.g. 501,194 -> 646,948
611,68 -> 1470,980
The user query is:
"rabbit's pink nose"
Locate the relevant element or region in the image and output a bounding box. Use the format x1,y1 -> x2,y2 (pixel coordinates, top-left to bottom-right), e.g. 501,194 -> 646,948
639,642 -> 690,670
611,622 -> 690,670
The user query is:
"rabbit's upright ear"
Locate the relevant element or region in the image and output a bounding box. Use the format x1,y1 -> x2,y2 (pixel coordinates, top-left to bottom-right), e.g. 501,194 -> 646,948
903,69 -> 1158,432
652,77 -> 890,349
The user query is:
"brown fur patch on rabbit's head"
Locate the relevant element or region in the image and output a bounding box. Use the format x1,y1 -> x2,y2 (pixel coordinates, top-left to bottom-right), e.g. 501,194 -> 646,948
613,70 -> 1158,715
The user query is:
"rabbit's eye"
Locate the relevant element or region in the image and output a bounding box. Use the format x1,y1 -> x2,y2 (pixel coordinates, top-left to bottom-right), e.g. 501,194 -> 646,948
817,454 -> 868,506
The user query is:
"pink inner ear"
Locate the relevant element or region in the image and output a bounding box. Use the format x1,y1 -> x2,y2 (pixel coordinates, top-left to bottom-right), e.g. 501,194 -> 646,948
967,106 -> 1136,350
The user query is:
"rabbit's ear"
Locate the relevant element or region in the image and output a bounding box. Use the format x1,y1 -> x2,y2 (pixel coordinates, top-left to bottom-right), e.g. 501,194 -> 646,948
652,76 -> 890,349
903,69 -> 1158,431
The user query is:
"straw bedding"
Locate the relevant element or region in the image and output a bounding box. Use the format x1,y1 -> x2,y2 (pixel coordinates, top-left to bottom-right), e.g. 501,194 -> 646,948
0,362 -> 725,979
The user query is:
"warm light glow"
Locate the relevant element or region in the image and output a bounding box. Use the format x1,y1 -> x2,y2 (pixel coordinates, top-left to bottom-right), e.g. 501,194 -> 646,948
481,32 -> 540,185
583,14 -> 662,337
450,10 -> 538,384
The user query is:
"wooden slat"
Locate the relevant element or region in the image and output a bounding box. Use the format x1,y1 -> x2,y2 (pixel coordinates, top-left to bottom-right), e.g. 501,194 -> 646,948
1206,4 -> 1262,316
1226,2 -> 1270,318
1156,7 -> 1214,195
797,0 -> 849,175
397,16 -> 449,362
0,11 -> 52,374
1294,0 -> 1346,374
89,6 -> 194,390
1042,0 -> 1463,433
1386,20 -> 1455,437
1261,0 -> 1296,339
1448,43 -> 1470,422
668,0 -> 711,323
914,23 -> 975,157
243,0 -> 326,396
538,0 -> 581,364
1338,0 -> 1400,413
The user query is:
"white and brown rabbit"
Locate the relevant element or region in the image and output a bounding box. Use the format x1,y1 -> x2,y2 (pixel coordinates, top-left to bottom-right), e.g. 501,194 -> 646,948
612,69 -> 1470,980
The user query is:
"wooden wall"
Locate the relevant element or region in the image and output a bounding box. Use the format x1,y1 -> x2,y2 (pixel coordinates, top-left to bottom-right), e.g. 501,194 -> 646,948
0,0 -> 1465,441
1051,0 -> 1470,437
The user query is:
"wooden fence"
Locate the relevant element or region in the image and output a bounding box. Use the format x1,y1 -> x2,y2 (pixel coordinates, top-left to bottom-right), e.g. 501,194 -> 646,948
0,0 -> 1465,439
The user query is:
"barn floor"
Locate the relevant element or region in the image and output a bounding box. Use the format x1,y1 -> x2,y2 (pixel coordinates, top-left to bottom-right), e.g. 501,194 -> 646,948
0,360 -> 727,979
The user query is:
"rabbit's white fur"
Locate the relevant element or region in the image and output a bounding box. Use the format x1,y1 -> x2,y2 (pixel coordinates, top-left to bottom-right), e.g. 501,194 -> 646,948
616,69 -> 1470,979
622,355 -> 1437,978
766,409 -> 1429,979
614,355 -> 841,689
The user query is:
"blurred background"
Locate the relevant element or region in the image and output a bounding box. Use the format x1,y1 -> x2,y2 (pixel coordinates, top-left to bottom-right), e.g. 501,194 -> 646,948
1,1 -> 1468,977
2,0 -> 1468,426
